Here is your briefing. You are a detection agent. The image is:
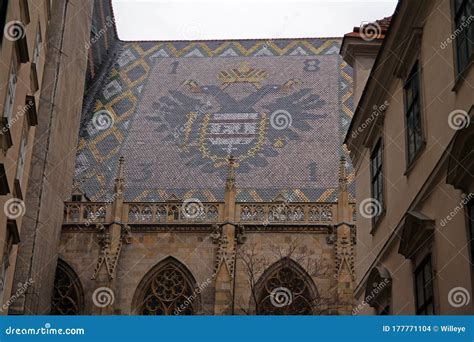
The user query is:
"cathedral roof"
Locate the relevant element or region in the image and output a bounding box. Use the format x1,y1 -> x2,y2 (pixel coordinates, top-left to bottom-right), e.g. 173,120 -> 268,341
75,38 -> 355,202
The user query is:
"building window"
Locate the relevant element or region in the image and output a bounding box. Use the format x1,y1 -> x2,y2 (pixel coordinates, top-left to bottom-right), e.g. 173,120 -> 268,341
256,258 -> 316,315
15,133 -> 27,188
30,24 -> 42,92
0,229 -> 14,302
0,1 -> 8,46
468,199 -> 474,265
32,24 -> 42,68
3,59 -> 17,123
370,139 -> 383,222
51,260 -> 84,315
404,62 -> 423,165
454,0 -> 473,74
414,256 -> 435,315
136,257 -> 198,315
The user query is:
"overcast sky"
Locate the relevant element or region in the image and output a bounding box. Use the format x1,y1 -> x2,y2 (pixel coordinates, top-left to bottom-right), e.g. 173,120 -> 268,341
112,0 -> 398,41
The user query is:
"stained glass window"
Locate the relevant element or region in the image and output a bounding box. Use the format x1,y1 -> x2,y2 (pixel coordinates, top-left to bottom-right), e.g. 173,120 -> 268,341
257,259 -> 316,315
51,261 -> 83,315
138,259 -> 197,315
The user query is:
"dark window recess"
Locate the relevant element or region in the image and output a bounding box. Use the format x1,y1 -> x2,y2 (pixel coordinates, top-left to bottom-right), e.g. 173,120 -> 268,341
25,95 -> 38,126
16,32 -> 29,63
404,62 -> 423,164
51,262 -> 83,315
0,1 -> 8,47
415,256 -> 435,315
6,219 -> 20,245
468,199 -> 474,265
0,164 -> 10,195
370,139 -> 384,223
72,195 -> 82,202
454,0 -> 473,74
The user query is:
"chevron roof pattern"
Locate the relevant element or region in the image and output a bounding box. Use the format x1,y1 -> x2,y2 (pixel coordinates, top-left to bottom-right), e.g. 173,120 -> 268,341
75,39 -> 354,202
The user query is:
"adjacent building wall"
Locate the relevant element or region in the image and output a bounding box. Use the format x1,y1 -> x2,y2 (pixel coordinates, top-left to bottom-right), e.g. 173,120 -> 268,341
9,0 -> 93,314
342,0 -> 474,315
0,0 -> 51,314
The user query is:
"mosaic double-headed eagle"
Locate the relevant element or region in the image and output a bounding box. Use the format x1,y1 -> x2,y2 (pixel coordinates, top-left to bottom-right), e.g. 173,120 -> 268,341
146,63 -> 328,176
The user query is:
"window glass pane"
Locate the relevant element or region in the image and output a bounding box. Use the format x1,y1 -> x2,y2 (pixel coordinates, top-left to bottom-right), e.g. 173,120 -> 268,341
408,132 -> 415,161
458,39 -> 467,71
33,26 -> 42,65
414,106 -> 422,150
372,181 -> 377,201
407,110 -> 414,132
469,202 -> 474,263
412,73 -> 419,97
406,85 -> 413,107
468,14 -> 473,55
16,135 -> 27,186
455,0 -> 464,13
424,264 -> 433,300
3,61 -> 17,122
416,272 -> 424,309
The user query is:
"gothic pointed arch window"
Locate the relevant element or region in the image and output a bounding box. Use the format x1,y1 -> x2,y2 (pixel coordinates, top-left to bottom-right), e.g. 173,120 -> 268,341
50,260 -> 84,315
255,257 -> 318,315
133,257 -> 199,315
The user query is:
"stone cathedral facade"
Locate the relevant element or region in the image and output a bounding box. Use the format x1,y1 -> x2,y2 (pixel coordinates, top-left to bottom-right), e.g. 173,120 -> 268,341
21,2 -> 357,315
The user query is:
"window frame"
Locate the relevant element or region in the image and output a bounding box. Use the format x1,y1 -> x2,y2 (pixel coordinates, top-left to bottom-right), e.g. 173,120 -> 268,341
370,138 -> 384,228
467,198 -> 474,266
0,228 -> 14,302
453,0 -> 474,76
403,61 -> 425,168
32,23 -> 42,67
414,255 -> 435,315
3,57 -> 18,123
0,0 -> 8,47
15,131 -> 27,189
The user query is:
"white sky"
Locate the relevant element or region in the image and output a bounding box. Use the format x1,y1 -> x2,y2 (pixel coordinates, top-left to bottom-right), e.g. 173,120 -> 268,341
112,0 -> 398,41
